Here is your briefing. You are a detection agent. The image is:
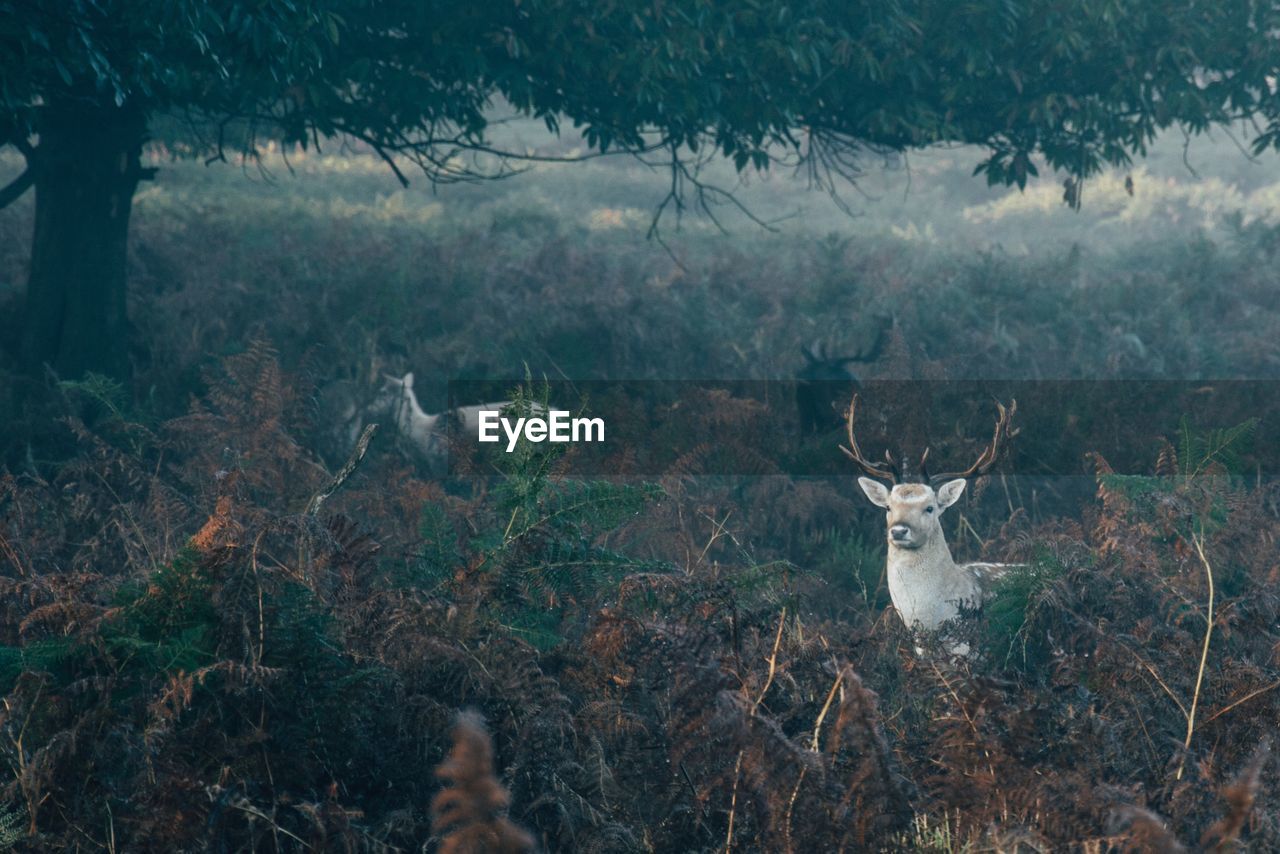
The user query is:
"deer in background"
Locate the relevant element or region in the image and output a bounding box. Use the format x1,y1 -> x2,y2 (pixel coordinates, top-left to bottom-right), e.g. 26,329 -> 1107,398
369,373 -> 492,457
348,372 -> 539,467
795,325 -> 887,434
843,395 -> 1019,644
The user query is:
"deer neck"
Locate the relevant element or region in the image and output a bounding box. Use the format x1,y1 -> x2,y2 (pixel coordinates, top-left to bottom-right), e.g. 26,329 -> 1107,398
885,535 -> 970,631
396,392 -> 440,446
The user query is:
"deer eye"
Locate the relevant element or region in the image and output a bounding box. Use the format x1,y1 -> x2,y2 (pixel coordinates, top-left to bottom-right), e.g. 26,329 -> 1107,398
925,506 -> 935,514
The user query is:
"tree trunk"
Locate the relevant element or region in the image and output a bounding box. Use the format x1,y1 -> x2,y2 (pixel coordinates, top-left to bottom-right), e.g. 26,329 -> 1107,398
21,100 -> 147,383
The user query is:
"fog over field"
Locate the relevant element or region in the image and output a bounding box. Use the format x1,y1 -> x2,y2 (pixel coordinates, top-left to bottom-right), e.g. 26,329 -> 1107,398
103,121 -> 1280,245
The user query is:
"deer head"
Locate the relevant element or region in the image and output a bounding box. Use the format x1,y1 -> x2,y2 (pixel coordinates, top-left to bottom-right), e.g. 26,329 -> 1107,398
795,325 -> 887,434
857,477 -> 967,552
366,372 -> 445,453
843,395 -> 1017,553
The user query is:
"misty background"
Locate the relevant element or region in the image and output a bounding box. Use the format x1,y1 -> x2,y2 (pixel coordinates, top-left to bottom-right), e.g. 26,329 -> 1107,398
5,118 -> 1280,391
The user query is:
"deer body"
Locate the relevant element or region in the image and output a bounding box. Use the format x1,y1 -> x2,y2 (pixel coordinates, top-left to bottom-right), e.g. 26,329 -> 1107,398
354,372 -> 540,463
378,375 -> 497,458
841,396 -> 1019,646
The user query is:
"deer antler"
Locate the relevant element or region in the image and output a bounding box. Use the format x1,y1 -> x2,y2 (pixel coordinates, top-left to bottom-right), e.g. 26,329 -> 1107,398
920,399 -> 1018,484
851,318 -> 889,364
840,395 -> 901,483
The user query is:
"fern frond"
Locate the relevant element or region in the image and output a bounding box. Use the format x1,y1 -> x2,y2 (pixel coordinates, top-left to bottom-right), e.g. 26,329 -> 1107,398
1178,416 -> 1258,478
431,712 -> 535,854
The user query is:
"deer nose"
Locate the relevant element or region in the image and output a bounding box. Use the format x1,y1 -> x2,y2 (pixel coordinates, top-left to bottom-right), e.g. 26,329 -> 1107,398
890,525 -> 910,542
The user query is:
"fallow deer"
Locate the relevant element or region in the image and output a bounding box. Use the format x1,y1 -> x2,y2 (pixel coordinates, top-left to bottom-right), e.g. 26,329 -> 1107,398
842,396 -> 1019,644
354,372 -> 544,467
795,326 -> 887,434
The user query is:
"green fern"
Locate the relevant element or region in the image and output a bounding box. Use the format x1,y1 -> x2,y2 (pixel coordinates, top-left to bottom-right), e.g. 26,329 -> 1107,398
481,479 -> 664,646
0,637 -> 82,692
1,553 -> 224,696
722,559 -> 796,604
1177,416 -> 1258,478
1098,473 -> 1166,500
489,375 -> 564,488
404,501 -> 461,590
468,383 -> 667,645
123,548 -> 216,634
0,802 -> 24,850
499,607 -> 566,651
498,479 -> 658,544
103,625 -> 217,675
804,527 -> 887,610
58,372 -> 130,422
892,812 -> 960,853
982,549 -> 1067,672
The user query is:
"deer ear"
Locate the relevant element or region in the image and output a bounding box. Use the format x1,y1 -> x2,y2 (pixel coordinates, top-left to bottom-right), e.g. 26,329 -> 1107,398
858,477 -> 891,508
936,478 -> 966,509
402,372 -> 415,390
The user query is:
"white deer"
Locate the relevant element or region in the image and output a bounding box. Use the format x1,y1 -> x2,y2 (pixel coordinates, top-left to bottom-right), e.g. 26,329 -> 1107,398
842,396 -> 1019,647
352,372 -> 540,465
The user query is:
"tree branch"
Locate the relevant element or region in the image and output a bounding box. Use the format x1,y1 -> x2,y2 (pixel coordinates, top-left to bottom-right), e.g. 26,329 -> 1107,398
0,167 -> 34,210
306,423 -> 378,516
359,135 -> 411,188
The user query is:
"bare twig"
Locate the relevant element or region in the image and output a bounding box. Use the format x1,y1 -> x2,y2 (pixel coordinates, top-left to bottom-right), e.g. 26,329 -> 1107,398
811,666 -> 845,751
1136,656 -> 1188,719
1176,532 -> 1215,781
783,767 -> 807,853
724,750 -> 743,853
1203,679 -> 1280,725
695,510 -> 735,567
750,607 -> 787,716
0,529 -> 28,577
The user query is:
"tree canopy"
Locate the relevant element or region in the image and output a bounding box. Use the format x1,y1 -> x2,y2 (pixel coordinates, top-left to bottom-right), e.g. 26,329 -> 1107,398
7,1 -> 1279,179
3,0 -> 1280,378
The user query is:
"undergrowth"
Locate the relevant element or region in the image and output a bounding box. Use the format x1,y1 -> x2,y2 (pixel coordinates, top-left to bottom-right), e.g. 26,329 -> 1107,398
0,345 -> 1274,851
1,133 -> 1280,852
